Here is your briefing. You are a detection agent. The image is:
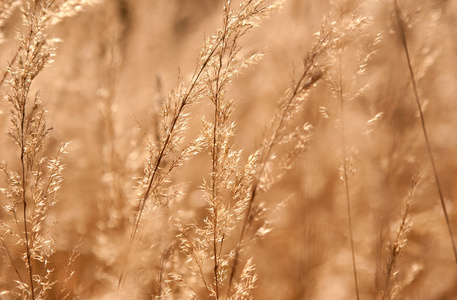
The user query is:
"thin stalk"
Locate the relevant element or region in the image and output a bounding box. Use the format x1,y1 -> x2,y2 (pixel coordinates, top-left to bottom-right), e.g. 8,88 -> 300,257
211,94 -> 221,300
338,57 -> 360,300
21,132 -> 35,300
23,4 -> 41,297
226,25 -> 335,293
21,23 -> 36,300
154,237 -> 174,298
226,66 -> 316,294
15,1 -> 43,297
393,0 -> 457,263
212,102 -> 220,300
211,75 -> 222,299
19,72 -> 35,300
1,238 -> 23,284
210,11 -> 230,299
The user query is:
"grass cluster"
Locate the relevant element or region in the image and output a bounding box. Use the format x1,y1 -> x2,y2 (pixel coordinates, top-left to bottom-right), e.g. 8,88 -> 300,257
0,0 -> 456,299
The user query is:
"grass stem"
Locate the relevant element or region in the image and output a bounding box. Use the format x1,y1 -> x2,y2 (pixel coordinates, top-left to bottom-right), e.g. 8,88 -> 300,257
393,0 -> 457,264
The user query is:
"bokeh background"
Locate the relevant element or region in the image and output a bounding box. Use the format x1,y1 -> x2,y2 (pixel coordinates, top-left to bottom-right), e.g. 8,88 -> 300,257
1,0 -> 457,299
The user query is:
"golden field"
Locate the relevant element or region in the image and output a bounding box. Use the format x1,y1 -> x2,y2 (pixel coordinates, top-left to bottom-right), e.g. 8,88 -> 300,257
0,0 -> 457,299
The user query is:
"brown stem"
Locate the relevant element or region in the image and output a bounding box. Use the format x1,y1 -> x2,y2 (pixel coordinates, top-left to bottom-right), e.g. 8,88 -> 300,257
393,0 -> 457,263
227,25 -> 333,293
338,56 -> 360,300
20,80 -> 35,300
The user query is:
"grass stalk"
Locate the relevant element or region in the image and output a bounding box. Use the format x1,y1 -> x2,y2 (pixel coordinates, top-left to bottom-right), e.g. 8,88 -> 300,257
209,4 -> 231,298
227,22 -> 333,292
393,0 -> 457,264
338,56 -> 360,300
19,3 -> 41,298
21,128 -> 35,300
380,171 -> 418,300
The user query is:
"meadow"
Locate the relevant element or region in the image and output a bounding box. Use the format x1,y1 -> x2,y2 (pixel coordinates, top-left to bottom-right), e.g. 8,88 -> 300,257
0,0 -> 457,299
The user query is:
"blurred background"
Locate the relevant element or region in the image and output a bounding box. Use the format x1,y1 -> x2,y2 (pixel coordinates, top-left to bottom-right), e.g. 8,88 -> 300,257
1,0 -> 457,299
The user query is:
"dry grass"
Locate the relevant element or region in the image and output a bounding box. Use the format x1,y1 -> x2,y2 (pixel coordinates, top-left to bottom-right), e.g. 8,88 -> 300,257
0,0 -> 457,299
